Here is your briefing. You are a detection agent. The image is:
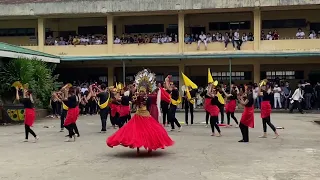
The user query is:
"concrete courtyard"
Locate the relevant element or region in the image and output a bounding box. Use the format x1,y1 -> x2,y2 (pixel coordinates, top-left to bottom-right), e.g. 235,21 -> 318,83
0,112 -> 320,180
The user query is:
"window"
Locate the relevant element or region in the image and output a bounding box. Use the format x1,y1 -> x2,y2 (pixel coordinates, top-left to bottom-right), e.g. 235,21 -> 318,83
209,21 -> 251,31
78,26 -> 116,35
264,71 -> 302,80
124,24 -> 164,34
262,19 -> 307,29
166,24 -> 178,35
310,23 -> 320,33
0,28 -> 36,37
212,71 -> 251,80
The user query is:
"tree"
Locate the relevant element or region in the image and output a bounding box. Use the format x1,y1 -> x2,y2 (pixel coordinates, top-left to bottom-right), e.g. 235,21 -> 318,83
0,57 -> 59,108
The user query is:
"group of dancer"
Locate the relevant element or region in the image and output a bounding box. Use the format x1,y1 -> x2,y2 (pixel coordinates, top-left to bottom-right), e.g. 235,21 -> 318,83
16,68 -> 279,154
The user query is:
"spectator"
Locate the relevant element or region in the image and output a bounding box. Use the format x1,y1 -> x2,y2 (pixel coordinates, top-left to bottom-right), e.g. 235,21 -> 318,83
114,36 -> 121,44
273,84 -> 282,109
282,82 -> 291,110
273,30 -> 279,40
233,29 -> 241,50
247,32 -> 254,41
137,34 -> 144,45
303,81 -> 313,110
184,33 -> 191,44
54,37 -> 59,46
190,34 -> 195,42
197,31 -> 207,50
207,33 -> 212,43
296,28 -> 305,39
223,32 -> 232,50
144,34 -> 150,43
151,34 -> 158,43
58,37 -> 66,45
309,30 -> 317,39
266,31 -> 273,40
120,34 -> 127,44
45,36 -> 54,45
261,30 -> 266,40
289,85 -> 304,114
216,32 -> 223,42
73,36 -> 80,46
314,82 -> 320,110
94,36 -> 103,44
212,33 -> 216,42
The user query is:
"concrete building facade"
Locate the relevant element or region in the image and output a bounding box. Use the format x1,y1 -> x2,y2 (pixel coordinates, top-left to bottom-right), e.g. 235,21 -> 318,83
1,0 -> 320,87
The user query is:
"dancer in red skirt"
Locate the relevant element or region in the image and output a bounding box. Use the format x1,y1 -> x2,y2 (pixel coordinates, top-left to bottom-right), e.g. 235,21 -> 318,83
63,86 -> 79,142
223,85 -> 239,127
206,84 -> 221,136
237,85 -> 254,142
110,89 -> 121,129
118,89 -> 131,128
258,84 -> 279,139
107,69 -> 174,154
15,87 -> 39,142
201,85 -> 211,127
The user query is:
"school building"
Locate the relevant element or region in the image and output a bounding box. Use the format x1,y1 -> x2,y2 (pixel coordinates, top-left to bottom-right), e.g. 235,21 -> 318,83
1,0 -> 320,88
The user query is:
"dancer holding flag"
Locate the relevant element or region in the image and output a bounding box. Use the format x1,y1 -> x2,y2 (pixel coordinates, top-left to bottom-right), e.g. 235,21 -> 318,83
107,69 -> 174,154
181,72 -> 197,125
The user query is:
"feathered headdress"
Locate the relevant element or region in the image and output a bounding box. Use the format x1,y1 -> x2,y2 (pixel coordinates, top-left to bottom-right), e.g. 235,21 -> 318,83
134,69 -> 156,93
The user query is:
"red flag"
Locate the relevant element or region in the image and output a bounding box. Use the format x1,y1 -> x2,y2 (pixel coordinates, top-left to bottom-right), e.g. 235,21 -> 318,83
160,88 -> 170,103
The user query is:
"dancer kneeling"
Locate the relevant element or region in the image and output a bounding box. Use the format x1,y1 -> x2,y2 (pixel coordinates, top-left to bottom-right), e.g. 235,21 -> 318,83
237,85 -> 254,143
107,69 -> 174,154
206,83 -> 221,136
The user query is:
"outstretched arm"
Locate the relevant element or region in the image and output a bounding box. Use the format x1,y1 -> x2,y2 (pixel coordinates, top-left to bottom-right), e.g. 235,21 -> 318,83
15,87 -> 20,101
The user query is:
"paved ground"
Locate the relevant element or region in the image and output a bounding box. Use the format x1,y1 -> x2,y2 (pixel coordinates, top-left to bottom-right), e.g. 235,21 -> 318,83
1,112 -> 320,180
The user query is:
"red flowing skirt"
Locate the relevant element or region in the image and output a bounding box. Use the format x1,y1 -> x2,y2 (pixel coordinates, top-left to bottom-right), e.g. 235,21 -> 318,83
107,114 -> 174,150
149,104 -> 159,121
261,101 -> 271,118
240,106 -> 254,128
204,98 -> 211,112
25,108 -> 35,126
225,100 -> 236,113
119,105 -> 130,117
64,108 -> 78,126
110,104 -> 120,117
207,104 -> 220,117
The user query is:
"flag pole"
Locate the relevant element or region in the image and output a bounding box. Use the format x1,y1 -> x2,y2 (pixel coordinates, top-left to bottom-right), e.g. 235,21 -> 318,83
229,58 -> 232,92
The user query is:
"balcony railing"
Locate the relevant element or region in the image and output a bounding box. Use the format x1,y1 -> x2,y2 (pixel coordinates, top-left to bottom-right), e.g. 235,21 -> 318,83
260,39 -> 320,51
113,43 -> 179,55
184,41 -> 254,52
43,45 -> 108,56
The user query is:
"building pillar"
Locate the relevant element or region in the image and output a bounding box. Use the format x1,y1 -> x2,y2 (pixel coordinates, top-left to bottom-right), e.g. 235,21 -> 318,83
253,8 -> 261,51
108,66 -> 114,87
107,15 -> 114,54
178,13 -> 185,53
178,62 -> 185,90
37,18 -> 45,52
253,63 -> 261,83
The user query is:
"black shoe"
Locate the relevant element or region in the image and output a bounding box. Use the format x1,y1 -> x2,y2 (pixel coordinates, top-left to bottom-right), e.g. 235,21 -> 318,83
238,140 -> 248,143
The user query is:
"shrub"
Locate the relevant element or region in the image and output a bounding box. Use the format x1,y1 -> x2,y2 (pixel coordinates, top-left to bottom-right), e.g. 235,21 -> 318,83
0,57 -> 59,108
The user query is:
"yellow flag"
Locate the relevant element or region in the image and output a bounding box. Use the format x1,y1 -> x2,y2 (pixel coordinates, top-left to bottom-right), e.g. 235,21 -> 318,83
208,68 -> 214,84
217,92 -> 225,104
181,72 -> 198,89
186,88 -> 195,104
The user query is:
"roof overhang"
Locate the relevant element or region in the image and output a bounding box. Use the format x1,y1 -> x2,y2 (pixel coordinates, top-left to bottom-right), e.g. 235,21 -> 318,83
0,43 -> 60,63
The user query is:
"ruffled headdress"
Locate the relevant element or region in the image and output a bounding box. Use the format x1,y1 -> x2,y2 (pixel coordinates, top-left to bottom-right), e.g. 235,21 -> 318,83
134,69 -> 156,93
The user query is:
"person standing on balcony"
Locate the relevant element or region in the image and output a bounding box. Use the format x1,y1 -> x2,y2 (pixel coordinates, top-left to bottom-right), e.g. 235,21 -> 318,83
273,84 -> 282,109
197,31 -> 207,50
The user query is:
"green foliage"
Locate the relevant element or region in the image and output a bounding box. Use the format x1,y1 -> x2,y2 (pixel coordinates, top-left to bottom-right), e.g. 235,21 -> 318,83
0,57 -> 59,108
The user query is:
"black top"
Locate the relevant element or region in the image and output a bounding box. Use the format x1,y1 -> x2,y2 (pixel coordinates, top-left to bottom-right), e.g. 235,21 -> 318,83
171,89 -> 179,101
97,92 -> 109,104
121,96 -> 130,106
62,100 -> 69,107
228,92 -> 237,100
315,85 -> 320,97
304,84 -> 313,94
67,95 -> 78,108
262,91 -> 272,101
245,93 -> 254,107
200,90 -> 210,98
183,89 -> 196,99
20,98 -> 34,109
211,96 -> 219,106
